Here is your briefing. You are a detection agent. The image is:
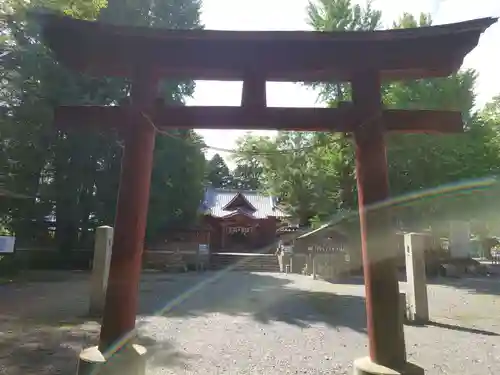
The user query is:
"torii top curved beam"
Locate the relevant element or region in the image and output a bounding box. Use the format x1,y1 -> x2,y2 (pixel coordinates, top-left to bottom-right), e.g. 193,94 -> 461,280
37,13 -> 496,82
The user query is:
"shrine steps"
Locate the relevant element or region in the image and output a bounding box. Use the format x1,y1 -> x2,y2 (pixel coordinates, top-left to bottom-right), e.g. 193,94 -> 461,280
210,253 -> 280,272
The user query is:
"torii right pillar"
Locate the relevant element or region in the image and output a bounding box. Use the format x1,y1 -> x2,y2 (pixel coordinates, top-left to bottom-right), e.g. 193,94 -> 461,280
352,71 -> 422,375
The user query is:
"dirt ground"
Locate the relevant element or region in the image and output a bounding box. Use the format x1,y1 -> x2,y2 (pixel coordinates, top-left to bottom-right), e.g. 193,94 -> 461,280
0,270 -> 499,374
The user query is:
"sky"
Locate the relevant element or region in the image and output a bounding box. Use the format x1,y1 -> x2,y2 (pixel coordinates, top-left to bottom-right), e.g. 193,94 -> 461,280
187,0 -> 500,163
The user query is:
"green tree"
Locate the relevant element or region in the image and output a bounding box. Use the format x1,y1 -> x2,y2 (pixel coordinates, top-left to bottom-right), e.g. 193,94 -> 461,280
0,0 -> 205,251
383,14 -> 500,229
305,0 -> 383,215
234,132 -> 340,225
481,94 -> 500,125
1,0 -> 115,249
206,154 -> 232,188
229,164 -> 262,190
147,130 -> 205,239
306,0 -> 382,101
228,147 -> 264,190
234,6 -> 500,234
233,0 -> 381,224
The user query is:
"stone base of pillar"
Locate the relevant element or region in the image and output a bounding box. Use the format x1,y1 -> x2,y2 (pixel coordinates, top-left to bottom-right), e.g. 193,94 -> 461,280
353,357 -> 424,375
76,344 -> 147,375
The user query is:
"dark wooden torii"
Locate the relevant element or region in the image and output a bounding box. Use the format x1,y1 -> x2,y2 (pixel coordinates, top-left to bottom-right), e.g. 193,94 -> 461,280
38,13 -> 496,374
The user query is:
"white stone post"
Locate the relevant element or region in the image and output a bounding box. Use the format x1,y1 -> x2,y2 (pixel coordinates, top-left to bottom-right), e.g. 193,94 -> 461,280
449,220 -> 471,258
312,254 -> 317,280
404,233 -> 429,324
89,226 -> 114,316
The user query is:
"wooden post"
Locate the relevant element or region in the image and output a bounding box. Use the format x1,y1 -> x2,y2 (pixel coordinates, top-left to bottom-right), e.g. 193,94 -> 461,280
98,71 -> 158,352
241,72 -> 266,109
352,72 -> 406,370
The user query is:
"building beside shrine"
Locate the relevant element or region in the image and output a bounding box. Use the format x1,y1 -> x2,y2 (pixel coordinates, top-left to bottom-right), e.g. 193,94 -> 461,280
199,186 -> 288,251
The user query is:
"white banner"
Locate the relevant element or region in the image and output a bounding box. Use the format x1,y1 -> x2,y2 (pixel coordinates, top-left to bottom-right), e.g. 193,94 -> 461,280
198,244 -> 209,254
0,236 -> 16,253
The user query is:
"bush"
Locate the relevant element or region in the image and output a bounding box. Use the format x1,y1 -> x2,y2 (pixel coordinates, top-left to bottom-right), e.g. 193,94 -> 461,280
16,250 -> 93,270
1,250 -> 93,272
0,254 -> 20,278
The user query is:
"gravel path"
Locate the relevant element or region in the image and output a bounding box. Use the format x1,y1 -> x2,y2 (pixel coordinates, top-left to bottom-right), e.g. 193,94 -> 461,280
1,271 -> 499,374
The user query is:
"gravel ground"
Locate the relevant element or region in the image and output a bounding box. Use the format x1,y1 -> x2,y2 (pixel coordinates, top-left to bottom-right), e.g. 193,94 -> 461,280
1,270 -> 499,375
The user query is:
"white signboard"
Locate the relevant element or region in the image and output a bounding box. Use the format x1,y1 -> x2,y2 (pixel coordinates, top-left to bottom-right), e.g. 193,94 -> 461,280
198,244 -> 209,255
0,236 -> 15,253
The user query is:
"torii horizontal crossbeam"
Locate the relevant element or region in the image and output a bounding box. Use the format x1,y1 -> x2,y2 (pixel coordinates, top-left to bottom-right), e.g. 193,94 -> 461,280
54,105 -> 463,133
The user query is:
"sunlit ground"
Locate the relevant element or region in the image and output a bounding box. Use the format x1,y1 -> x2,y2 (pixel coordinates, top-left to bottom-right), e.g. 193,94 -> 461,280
2,177 -> 500,374
0,271 -> 499,375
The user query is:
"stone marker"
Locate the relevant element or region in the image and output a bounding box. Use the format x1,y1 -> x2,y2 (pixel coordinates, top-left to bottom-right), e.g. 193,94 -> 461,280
89,226 -> 113,316
404,233 -> 429,324
399,292 -> 408,325
449,221 -> 471,258
312,254 -> 317,280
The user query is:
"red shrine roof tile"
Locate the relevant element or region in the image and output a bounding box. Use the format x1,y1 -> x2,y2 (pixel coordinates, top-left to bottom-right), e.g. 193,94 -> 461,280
36,13 -> 497,81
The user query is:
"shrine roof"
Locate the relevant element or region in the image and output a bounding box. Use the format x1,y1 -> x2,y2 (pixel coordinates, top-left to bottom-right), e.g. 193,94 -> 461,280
37,13 -> 497,81
200,187 -> 288,219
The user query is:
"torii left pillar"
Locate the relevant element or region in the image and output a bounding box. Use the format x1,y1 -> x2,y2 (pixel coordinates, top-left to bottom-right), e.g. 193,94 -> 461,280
77,71 -> 158,375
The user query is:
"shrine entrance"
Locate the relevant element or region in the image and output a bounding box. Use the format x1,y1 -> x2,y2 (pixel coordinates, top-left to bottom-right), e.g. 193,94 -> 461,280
38,13 -> 496,375
201,188 -> 284,251
220,215 -> 257,251
227,227 -> 251,244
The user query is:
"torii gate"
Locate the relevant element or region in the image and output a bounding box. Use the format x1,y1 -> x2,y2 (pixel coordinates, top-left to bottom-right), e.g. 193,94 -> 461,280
38,13 -> 496,375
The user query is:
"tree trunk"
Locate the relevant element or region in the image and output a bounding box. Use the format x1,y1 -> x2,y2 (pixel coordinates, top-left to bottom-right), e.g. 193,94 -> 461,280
55,133 -> 80,253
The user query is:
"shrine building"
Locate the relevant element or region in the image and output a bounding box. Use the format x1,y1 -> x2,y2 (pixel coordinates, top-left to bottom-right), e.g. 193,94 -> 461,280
200,186 -> 288,251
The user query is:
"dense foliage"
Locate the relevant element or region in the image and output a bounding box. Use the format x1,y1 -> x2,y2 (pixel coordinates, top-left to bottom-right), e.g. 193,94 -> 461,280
1,0 -> 500,259
0,0 -> 206,250
234,1 -> 500,234
205,153 -> 263,191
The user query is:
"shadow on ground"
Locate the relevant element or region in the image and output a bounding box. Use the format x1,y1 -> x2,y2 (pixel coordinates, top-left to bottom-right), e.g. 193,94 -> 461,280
426,320 -> 499,336
137,271 -> 367,333
0,271 -> 205,375
427,276 -> 500,296
0,316 -> 98,375
0,315 -> 193,375
0,271 -> 367,374
329,270 -> 500,296
2,269 -> 499,374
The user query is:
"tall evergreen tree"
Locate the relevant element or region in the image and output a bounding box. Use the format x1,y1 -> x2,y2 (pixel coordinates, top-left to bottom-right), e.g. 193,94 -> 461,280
206,154 -> 232,188
234,3 -> 500,232
0,0 -> 205,251
230,163 -> 263,191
